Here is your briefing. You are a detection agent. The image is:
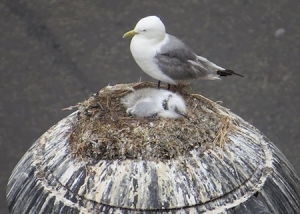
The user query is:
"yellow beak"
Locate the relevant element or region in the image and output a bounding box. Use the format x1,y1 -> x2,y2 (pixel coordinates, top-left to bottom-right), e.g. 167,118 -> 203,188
123,30 -> 138,38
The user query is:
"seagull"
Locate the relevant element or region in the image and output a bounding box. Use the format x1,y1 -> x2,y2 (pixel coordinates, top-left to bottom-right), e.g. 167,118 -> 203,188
121,88 -> 188,119
123,16 -> 243,89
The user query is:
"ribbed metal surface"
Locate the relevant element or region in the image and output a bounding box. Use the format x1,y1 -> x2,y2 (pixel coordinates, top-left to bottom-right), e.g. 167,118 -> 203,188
7,111 -> 300,213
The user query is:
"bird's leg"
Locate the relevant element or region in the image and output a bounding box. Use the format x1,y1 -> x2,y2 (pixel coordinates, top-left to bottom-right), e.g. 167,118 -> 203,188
157,81 -> 161,88
167,84 -> 171,90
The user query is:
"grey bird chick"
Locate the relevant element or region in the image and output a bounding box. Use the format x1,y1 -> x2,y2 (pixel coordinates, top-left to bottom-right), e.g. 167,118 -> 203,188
121,88 -> 188,119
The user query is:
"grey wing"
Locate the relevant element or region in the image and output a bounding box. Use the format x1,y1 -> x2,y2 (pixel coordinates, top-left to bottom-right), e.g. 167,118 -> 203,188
154,35 -> 215,80
129,101 -> 161,118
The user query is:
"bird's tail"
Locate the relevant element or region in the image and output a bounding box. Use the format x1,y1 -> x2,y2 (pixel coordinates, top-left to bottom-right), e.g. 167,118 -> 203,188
217,69 -> 244,77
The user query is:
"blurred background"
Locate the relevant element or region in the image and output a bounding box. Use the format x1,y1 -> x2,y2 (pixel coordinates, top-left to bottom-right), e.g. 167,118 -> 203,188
1,1 -> 299,213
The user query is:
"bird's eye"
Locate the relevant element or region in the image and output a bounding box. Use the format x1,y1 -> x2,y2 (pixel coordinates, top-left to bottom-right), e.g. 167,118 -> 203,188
142,29 -> 147,32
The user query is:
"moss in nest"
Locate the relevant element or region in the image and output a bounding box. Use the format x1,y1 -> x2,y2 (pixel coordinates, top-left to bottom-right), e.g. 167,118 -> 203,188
69,82 -> 231,161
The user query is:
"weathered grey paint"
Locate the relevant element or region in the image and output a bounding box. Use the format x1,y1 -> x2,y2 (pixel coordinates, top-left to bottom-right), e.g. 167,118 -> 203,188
7,110 -> 300,213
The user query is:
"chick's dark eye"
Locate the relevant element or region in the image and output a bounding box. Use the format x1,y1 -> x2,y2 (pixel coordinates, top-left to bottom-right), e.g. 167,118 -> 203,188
142,29 -> 147,32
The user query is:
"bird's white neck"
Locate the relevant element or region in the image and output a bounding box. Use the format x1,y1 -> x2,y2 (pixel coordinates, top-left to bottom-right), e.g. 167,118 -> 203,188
135,33 -> 166,46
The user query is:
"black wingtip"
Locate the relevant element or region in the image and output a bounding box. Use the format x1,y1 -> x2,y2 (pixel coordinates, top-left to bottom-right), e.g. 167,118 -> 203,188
217,69 -> 244,77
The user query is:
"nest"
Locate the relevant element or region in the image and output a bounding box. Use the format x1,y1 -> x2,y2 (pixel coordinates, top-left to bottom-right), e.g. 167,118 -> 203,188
69,82 -> 232,161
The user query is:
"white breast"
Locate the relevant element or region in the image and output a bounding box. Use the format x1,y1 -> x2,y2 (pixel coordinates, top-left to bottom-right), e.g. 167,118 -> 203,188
130,35 -> 177,85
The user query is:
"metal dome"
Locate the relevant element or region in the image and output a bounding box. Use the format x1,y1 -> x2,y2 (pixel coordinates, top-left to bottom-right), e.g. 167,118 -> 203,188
7,83 -> 300,213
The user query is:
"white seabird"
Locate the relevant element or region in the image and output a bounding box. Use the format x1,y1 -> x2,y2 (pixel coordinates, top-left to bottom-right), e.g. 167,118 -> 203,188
121,88 -> 188,119
123,16 -> 243,89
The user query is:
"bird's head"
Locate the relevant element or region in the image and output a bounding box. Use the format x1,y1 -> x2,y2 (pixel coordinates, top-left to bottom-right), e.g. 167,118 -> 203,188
166,94 -> 189,119
123,16 -> 166,41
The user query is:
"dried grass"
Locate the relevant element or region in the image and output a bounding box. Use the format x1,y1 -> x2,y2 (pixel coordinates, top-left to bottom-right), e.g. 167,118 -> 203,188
68,82 -> 233,161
